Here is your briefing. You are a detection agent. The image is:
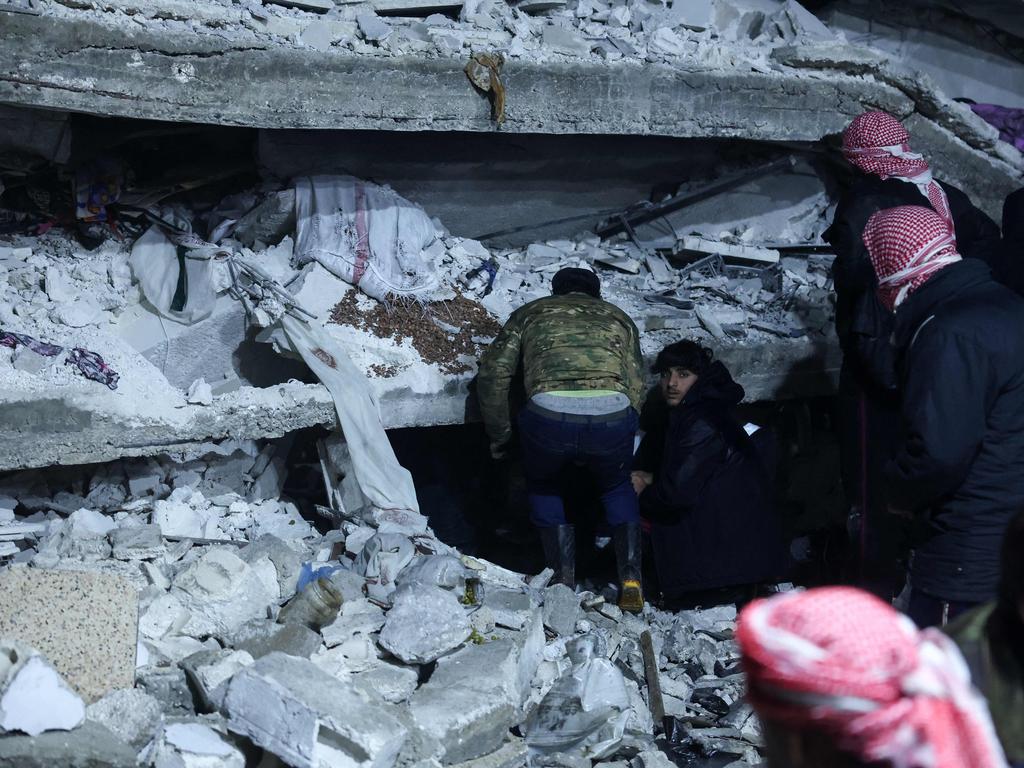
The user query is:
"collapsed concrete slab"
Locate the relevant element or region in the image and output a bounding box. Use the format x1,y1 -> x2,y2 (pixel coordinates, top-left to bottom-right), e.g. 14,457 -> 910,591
0,336 -> 840,471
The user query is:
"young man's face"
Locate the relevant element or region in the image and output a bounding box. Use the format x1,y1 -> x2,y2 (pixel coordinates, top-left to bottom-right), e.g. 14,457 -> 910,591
660,366 -> 698,407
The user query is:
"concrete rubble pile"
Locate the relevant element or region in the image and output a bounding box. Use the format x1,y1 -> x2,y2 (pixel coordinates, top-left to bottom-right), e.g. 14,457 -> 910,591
0,458 -> 770,767
0,168 -> 834,409
30,0 -> 837,71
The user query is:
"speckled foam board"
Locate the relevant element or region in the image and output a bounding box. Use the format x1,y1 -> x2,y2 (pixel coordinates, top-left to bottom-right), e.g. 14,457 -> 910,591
0,568 -> 138,703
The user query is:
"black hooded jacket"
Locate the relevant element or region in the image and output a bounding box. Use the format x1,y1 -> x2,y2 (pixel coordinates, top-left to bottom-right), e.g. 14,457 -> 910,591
636,361 -> 786,596
825,175 -> 1001,391
888,259 -> 1024,602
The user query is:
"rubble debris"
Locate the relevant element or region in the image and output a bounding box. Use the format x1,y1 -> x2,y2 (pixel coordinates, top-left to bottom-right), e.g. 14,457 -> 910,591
0,720 -> 136,768
223,652 -> 408,768
84,688 -> 163,749
0,569 -> 138,703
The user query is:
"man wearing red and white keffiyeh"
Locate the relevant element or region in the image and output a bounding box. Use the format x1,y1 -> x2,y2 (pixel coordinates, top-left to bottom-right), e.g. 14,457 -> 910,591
737,587 -> 1009,768
843,111 -> 955,231
862,206 -> 961,311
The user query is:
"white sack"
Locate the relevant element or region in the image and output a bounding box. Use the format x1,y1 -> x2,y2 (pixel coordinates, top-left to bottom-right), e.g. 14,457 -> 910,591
294,175 -> 439,301
129,226 -> 219,325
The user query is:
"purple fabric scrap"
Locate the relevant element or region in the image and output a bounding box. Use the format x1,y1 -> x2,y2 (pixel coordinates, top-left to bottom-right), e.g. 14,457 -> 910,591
0,330 -> 63,357
969,103 -> 1024,152
65,347 -> 120,391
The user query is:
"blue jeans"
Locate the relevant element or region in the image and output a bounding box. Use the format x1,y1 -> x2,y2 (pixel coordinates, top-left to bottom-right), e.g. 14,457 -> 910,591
517,405 -> 639,529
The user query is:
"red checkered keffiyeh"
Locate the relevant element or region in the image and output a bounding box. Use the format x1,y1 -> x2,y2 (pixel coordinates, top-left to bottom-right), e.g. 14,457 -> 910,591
843,111 -> 954,230
863,205 -> 961,311
737,587 -> 1007,768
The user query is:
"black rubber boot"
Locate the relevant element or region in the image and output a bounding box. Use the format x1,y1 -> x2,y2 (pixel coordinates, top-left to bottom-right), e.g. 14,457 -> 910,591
614,522 -> 644,613
539,525 -> 575,588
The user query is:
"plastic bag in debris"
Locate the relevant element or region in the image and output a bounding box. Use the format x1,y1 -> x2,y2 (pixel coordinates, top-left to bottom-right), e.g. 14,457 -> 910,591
397,554 -> 472,593
129,225 -> 219,325
525,634 -> 632,762
277,313 -> 420,517
354,533 -> 416,602
294,175 -> 439,301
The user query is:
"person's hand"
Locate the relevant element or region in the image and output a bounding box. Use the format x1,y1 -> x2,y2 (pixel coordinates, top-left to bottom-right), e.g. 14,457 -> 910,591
631,471 -> 653,495
490,441 -> 510,461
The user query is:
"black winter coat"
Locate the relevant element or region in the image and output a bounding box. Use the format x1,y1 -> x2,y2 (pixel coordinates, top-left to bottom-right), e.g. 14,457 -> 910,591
889,259 -> 1024,603
636,362 -> 786,597
1001,188 -> 1024,295
825,175 -> 1001,391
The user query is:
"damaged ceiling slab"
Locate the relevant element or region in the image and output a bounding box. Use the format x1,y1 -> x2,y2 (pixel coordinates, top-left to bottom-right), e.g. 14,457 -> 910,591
0,0 -> 1020,215
0,340 -> 839,472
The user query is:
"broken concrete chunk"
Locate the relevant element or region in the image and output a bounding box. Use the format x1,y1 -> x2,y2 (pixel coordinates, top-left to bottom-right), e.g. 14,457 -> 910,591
235,620 -> 322,660
171,548 -> 276,639
409,682 -> 516,765
239,533 -> 303,598
321,597 -> 386,648
156,721 -> 245,767
350,661 -> 419,704
264,0 -> 334,11
180,648 -> 255,712
136,664 -> 196,716
223,653 -> 408,768
483,588 -> 536,630
85,687 -> 163,749
0,646 -> 85,736
109,523 -> 163,560
541,25 -> 592,56
139,591 -> 190,640
357,11 -> 393,41
0,720 -> 136,768
542,583 -> 580,637
378,584 -> 471,664
0,568 -> 137,703
185,377 -> 214,406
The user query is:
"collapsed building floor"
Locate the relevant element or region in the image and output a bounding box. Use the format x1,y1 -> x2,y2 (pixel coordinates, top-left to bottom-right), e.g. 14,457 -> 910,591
0,0 -> 1022,765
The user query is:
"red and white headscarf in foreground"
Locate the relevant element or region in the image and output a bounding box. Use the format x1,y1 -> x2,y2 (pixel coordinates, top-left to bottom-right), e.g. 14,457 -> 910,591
843,111 -> 954,231
737,587 -> 1007,768
862,205 -> 961,311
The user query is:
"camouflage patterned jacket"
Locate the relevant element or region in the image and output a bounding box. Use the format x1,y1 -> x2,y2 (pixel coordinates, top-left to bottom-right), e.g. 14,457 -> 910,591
477,293 -> 645,445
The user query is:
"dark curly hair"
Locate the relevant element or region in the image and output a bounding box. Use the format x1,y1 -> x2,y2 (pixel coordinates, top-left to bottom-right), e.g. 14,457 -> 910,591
652,339 -> 714,376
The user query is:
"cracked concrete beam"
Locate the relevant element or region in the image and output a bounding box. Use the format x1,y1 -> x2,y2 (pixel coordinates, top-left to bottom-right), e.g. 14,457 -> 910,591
0,339 -> 839,470
0,12 -> 910,142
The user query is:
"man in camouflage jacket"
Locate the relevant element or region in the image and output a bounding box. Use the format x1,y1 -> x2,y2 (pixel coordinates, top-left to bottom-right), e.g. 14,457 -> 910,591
477,267 -> 647,612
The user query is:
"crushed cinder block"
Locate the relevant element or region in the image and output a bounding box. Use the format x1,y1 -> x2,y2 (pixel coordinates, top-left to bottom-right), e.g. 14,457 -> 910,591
239,533 -> 303,597
447,737 -> 528,768
185,377 -> 214,406
312,633 -> 381,679
0,643 -> 84,736
85,687 -> 163,749
223,652 -> 408,768
0,568 -> 137,703
357,11 -> 392,41
378,584 -> 471,664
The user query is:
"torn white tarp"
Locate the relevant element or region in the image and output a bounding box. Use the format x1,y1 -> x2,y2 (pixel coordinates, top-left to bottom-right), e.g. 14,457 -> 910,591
277,313 -> 420,515
294,175 -> 439,301
129,225 -> 219,325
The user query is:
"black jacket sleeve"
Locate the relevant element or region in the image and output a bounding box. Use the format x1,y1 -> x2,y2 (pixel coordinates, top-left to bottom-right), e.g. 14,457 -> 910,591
944,184 -> 1001,268
639,414 -> 726,522
885,327 -> 990,511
